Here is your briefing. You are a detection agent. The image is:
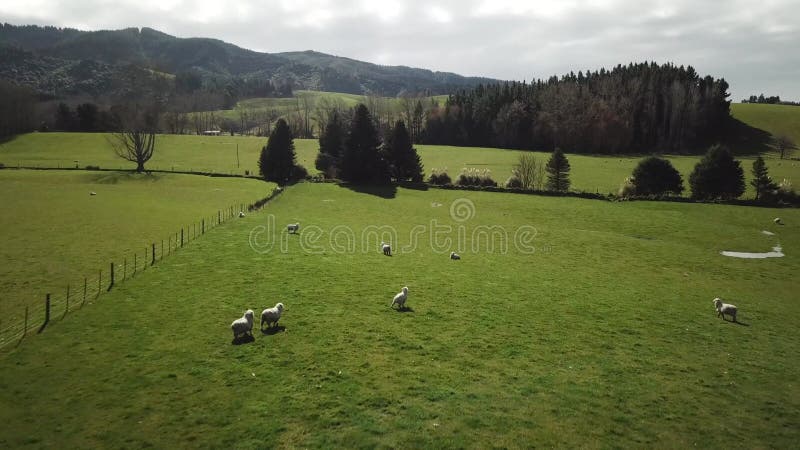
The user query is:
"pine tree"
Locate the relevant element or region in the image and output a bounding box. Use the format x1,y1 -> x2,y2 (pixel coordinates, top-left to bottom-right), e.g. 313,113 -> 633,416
386,120 -> 424,182
259,118 -> 296,183
545,148 -> 571,192
315,111 -> 344,177
689,144 -> 745,200
751,156 -> 777,201
340,104 -> 389,184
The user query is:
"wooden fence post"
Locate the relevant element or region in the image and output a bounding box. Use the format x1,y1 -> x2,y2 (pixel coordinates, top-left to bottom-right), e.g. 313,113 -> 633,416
152,243 -> 156,265
181,228 -> 184,248
38,294 -> 50,333
143,248 -> 147,271
123,258 -> 127,281
133,254 -> 137,277
218,210 -> 221,224
109,262 -> 115,290
202,219 -> 205,234
23,306 -> 28,336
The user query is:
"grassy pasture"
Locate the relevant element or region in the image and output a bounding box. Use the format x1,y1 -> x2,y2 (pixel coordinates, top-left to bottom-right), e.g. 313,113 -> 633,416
3,132 -> 799,197
0,183 -> 798,447
0,170 -> 275,324
731,103 -> 800,151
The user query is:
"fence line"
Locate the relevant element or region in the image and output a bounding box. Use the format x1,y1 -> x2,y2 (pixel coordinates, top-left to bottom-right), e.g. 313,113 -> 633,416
0,188 -> 283,350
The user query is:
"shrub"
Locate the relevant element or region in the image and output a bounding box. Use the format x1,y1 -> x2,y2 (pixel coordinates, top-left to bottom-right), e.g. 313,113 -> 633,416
244,170 -> 250,176
315,152 -> 339,179
85,165 -> 100,170
428,168 -> 452,185
0,162 -> 5,169
505,175 -> 524,189
631,156 -> 684,196
689,144 -> 745,200
457,168 -> 497,187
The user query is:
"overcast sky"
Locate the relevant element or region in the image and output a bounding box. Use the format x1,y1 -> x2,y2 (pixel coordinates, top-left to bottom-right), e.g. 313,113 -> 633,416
2,0 -> 798,101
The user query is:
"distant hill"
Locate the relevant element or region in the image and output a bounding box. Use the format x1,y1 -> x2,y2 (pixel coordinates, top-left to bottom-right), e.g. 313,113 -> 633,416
0,24 -> 498,99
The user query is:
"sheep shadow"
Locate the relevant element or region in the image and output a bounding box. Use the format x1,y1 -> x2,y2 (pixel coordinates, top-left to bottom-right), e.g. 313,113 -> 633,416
393,306 -> 414,313
260,325 -> 286,335
719,317 -> 750,327
231,334 -> 255,345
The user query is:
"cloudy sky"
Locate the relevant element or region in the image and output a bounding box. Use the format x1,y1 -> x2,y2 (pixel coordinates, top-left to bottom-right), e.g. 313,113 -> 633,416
2,0 -> 798,101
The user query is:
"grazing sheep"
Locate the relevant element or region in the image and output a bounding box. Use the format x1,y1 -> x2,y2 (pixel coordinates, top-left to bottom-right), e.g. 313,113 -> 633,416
287,222 -> 300,234
713,298 -> 738,322
450,252 -> 461,260
261,303 -> 285,329
391,286 -> 409,309
89,191 -> 97,196
774,217 -> 783,225
381,241 -> 392,256
231,309 -> 255,339
239,211 -> 245,218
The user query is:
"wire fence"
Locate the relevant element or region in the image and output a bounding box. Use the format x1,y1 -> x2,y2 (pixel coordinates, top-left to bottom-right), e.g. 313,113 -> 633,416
0,188 -> 282,350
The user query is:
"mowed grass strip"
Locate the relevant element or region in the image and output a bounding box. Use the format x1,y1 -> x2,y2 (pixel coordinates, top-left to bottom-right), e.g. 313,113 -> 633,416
0,183 -> 798,447
0,170 -> 275,321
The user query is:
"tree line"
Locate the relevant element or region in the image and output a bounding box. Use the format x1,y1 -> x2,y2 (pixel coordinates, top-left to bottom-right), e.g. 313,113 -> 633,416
422,62 -> 731,154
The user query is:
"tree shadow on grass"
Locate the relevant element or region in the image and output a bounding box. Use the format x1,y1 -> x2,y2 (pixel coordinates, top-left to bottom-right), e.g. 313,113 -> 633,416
397,181 -> 429,191
338,183 -> 397,199
260,325 -> 286,335
84,171 -> 164,184
231,334 -> 255,345
721,118 -> 773,156
720,317 -> 750,327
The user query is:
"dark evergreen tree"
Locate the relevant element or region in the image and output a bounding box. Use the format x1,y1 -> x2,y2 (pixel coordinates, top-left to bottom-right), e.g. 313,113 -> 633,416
631,156 -> 684,196
545,148 -> 571,192
340,104 -> 389,184
386,120 -> 424,182
689,144 -> 745,200
315,111 -> 345,177
259,118 -> 296,183
751,156 -> 777,201
76,103 -> 99,132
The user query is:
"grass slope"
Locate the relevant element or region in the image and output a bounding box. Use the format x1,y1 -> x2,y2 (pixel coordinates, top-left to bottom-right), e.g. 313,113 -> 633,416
0,183 -> 798,447
0,170 -> 275,322
731,103 -> 800,152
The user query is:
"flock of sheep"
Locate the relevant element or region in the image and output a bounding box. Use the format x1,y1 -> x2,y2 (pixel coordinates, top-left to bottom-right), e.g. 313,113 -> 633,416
229,222 -> 464,341
230,215 -> 780,340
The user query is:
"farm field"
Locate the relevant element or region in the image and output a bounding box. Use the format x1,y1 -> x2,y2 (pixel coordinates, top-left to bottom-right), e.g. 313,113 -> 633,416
3,132 -> 799,197
731,103 -> 800,148
0,183 -> 798,447
0,169 -> 275,325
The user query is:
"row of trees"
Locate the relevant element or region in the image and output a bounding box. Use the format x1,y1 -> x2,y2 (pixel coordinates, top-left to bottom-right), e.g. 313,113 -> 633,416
621,144 -> 792,202
422,62 -> 731,154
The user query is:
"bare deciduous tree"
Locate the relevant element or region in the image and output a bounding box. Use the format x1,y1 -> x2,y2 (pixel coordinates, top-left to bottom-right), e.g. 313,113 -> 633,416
513,153 -> 538,189
108,104 -> 158,172
774,134 -> 796,159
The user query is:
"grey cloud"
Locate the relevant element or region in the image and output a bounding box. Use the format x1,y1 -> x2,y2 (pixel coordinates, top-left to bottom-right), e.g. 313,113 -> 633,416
1,0 -> 798,100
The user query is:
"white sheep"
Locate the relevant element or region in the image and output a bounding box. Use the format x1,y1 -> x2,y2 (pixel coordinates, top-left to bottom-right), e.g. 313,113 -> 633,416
713,298 -> 738,322
239,211 -> 245,218
381,241 -> 392,256
287,222 -> 300,234
391,286 -> 409,309
450,252 -> 461,260
774,217 -> 783,225
231,309 -> 255,339
261,303 -> 285,329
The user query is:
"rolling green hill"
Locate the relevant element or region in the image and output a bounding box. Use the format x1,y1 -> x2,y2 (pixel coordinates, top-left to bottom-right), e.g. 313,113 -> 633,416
731,103 -> 800,155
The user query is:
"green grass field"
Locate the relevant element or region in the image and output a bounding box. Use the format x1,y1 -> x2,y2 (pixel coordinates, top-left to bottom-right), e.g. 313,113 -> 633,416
0,183 -> 798,447
0,170 -> 275,325
731,103 -> 800,151
213,90 -> 449,123
3,131 -> 799,197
